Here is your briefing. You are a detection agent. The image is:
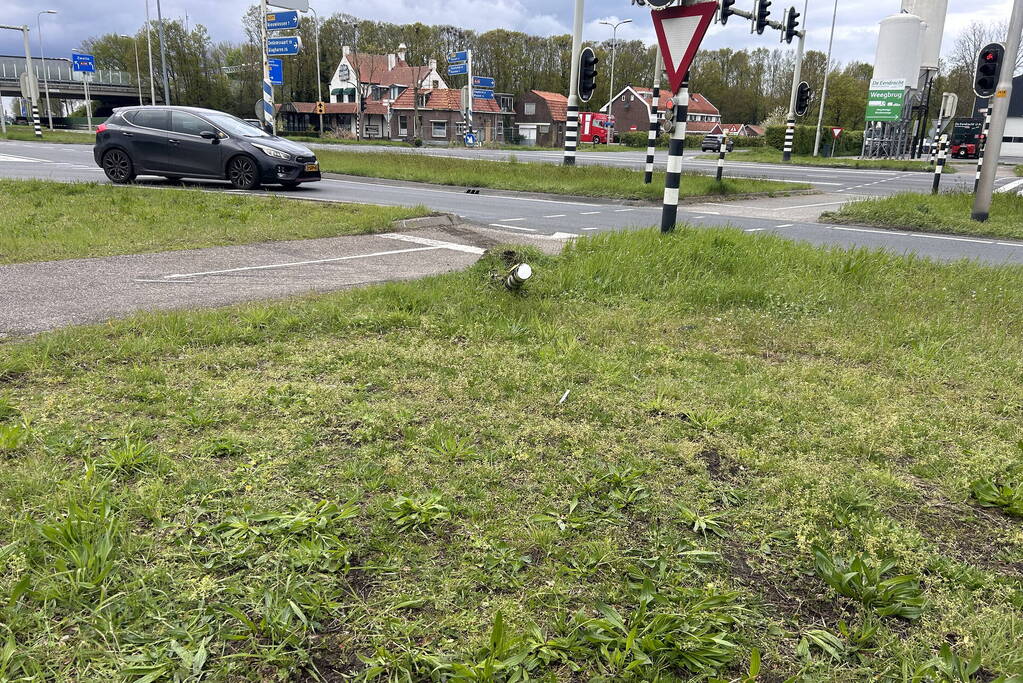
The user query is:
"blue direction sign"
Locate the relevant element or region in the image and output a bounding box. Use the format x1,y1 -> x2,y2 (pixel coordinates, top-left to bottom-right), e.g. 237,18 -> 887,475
464,132 -> 477,147
266,10 -> 299,30
269,58 -> 284,85
447,50 -> 468,63
473,88 -> 495,100
72,53 -> 95,73
472,76 -> 495,89
448,63 -> 468,76
267,36 -> 302,56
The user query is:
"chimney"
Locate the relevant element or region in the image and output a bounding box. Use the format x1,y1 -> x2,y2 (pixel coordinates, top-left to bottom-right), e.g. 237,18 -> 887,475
342,45 -> 350,57
428,58 -> 437,72
397,43 -> 407,63
388,53 -> 397,70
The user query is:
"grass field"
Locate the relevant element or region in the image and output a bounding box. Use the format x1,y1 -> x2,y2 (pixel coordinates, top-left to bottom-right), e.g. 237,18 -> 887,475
1015,165 -> 1022,177
316,150 -> 809,201
714,148 -> 951,173
821,191 -> 1023,240
0,180 -> 426,264
1,127 -> 93,144
3,228 -> 1023,679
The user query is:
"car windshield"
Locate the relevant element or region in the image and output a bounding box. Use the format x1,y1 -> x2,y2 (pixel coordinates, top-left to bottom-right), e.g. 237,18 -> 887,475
204,112 -> 270,137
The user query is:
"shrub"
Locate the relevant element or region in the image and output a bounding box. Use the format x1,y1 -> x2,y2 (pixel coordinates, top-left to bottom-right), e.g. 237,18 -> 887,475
766,125 -> 863,156
813,548 -> 924,620
971,474 -> 1023,517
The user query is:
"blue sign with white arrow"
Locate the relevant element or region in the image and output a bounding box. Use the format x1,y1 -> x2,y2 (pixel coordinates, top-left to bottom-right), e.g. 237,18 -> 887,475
447,50 -> 468,63
447,63 -> 468,76
72,53 -> 95,73
473,88 -> 495,100
472,76 -> 494,89
266,10 -> 299,30
269,58 -> 284,85
267,36 -> 302,56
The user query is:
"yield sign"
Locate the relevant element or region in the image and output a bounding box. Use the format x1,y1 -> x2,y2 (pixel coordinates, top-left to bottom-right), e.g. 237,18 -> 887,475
831,127 -> 844,139
651,2 -> 717,93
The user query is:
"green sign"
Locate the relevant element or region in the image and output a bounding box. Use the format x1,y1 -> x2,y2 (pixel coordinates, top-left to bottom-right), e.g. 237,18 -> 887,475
865,79 -> 906,122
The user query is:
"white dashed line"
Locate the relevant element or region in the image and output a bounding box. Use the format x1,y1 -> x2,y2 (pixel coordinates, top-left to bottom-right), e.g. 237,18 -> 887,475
745,228 -> 765,232
498,217 -> 526,222
489,223 -> 537,232
775,223 -> 793,228
614,208 -> 634,212
582,227 -> 600,231
580,211 -> 602,215
831,226 -> 908,236
544,214 -> 567,218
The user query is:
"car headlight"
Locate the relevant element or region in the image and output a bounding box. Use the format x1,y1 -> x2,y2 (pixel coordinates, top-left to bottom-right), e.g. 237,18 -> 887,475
252,143 -> 292,161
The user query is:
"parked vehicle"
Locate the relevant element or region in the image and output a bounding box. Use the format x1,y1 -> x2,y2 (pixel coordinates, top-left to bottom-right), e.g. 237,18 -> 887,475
950,117 -> 984,160
701,134 -> 734,153
579,112 -> 615,144
93,106 -> 321,189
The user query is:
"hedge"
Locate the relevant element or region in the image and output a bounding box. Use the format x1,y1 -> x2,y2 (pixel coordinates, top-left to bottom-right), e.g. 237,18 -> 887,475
619,130 -> 766,150
765,125 -> 864,156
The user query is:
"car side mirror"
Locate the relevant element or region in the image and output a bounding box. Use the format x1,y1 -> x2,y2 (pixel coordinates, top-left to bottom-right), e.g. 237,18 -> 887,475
200,130 -> 218,142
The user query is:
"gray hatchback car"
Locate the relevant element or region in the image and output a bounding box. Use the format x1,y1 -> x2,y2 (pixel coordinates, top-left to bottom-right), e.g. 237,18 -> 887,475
94,106 -> 320,189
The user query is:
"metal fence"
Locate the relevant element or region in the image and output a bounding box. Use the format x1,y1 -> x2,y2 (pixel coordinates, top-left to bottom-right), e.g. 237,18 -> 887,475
0,56 -> 133,86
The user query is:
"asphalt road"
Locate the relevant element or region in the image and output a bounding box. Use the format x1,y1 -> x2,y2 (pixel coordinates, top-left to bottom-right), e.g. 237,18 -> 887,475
3,140 -> 1023,269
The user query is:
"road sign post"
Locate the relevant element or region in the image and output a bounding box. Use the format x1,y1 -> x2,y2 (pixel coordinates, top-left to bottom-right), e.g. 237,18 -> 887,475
649,2 -> 716,232
260,0 -> 275,134
72,53 -> 96,132
267,36 -> 302,56
644,47 -> 663,184
782,1 -> 808,162
266,10 -> 299,30
932,135 -> 948,194
563,0 -> 584,166
268,58 -> 283,85
865,79 -> 906,122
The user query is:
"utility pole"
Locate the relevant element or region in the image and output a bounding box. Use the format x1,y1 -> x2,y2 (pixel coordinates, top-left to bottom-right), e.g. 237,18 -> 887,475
812,0 -> 838,157
37,10 -> 57,130
310,6 -> 323,135
122,34 -> 143,105
972,0 -> 1022,222
563,0 -> 584,166
600,19 -> 632,114
145,0 -> 156,104
19,26 -> 43,138
155,0 -> 171,104
782,0 -> 809,162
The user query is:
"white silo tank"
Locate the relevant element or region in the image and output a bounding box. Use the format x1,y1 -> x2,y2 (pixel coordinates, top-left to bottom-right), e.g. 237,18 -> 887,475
872,13 -> 925,86
901,0 -> 948,70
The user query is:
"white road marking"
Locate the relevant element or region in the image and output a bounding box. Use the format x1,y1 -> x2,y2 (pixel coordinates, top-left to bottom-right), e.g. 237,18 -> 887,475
774,200 -> 851,210
163,246 -> 441,279
745,228 -> 765,232
909,233 -> 993,245
614,208 -> 634,212
321,177 -> 600,207
582,227 -> 600,231
830,226 -> 907,236
544,214 -> 567,218
377,233 -> 487,254
995,178 -> 1023,194
498,217 -> 526,222
0,153 -> 49,162
490,223 -> 537,232
580,211 -> 602,215
775,223 -> 794,228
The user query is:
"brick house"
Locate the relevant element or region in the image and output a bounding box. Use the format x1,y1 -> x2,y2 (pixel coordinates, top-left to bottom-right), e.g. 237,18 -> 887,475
326,44 -> 447,138
277,100 -> 388,135
389,88 -> 502,144
721,123 -> 765,137
604,86 -> 722,136
513,90 -> 567,147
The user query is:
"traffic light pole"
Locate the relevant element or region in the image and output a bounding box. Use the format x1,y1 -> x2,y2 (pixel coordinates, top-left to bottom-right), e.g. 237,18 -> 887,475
973,0 -> 1022,222
782,0 -> 808,163
644,47 -> 663,184
973,107 -> 992,192
563,0 -> 584,166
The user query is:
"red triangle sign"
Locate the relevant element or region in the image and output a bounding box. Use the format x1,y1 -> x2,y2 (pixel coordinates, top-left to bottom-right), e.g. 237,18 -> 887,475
831,127 -> 844,139
651,3 -> 717,93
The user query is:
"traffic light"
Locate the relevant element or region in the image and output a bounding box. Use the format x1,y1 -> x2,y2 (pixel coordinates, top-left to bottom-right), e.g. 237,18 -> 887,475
579,47 -> 599,103
755,0 -> 772,35
784,6 -> 800,44
795,81 -> 811,117
974,42 -> 1005,98
720,0 -> 737,24
315,101 -> 326,115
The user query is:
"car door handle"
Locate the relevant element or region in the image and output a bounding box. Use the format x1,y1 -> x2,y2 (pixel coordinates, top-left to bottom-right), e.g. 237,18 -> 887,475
167,139 -> 179,144
122,132 -> 134,137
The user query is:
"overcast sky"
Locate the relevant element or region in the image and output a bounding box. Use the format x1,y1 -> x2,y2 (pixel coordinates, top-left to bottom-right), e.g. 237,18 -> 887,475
1,0 -> 1016,68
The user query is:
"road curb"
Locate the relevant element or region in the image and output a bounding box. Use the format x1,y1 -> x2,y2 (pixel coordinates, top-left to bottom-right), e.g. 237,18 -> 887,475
391,213 -> 458,231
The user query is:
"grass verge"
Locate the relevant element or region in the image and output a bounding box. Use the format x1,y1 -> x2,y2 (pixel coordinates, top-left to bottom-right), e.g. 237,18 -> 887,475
711,148 -> 953,173
316,150 -> 809,201
0,179 -> 427,264
2,228 -> 1023,679
1,127 -> 93,144
289,136 -> 413,148
1015,165 -> 1022,177
820,191 -> 1023,240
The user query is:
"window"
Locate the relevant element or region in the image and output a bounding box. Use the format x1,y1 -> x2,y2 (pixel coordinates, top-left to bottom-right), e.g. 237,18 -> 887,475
398,115 -> 408,136
417,94 -> 429,108
133,109 -> 170,131
431,120 -> 447,138
171,111 -> 211,136
431,79 -> 439,89
524,102 -> 536,115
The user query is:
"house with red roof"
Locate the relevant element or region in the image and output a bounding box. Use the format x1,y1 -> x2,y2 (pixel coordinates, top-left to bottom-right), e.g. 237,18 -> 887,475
390,88 -> 503,144
514,90 -> 568,146
324,44 -> 448,139
604,86 -> 722,137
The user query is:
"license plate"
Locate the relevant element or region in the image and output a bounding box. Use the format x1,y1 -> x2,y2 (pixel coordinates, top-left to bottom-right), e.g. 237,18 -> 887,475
305,163 -> 319,172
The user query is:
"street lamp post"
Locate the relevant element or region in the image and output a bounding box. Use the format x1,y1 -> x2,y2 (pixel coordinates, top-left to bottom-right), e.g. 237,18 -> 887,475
37,10 -> 57,130
310,6 -> 323,135
812,0 -> 839,157
121,34 -> 144,105
144,0 -> 156,104
155,0 -> 170,104
599,18 -> 631,112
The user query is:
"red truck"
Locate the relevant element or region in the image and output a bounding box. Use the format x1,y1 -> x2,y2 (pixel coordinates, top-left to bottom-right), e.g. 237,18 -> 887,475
579,112 -> 615,144
950,118 -> 984,159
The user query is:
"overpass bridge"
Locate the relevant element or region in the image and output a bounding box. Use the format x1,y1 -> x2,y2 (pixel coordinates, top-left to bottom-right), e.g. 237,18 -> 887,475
0,55 -> 161,116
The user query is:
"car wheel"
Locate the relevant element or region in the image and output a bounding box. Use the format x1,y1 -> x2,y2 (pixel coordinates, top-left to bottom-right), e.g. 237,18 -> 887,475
102,149 -> 136,184
227,155 -> 260,190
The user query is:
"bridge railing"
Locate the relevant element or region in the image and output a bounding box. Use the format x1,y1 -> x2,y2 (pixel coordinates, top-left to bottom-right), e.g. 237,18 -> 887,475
0,56 -> 134,87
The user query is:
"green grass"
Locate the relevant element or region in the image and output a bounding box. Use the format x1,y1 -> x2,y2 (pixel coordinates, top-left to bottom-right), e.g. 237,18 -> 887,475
1,126 -> 93,144
3,227 -> 1023,679
821,191 -> 1023,240
287,135 -> 414,148
1015,165 -> 1022,177
712,148 -> 953,173
0,180 -> 426,264
316,150 -> 809,201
